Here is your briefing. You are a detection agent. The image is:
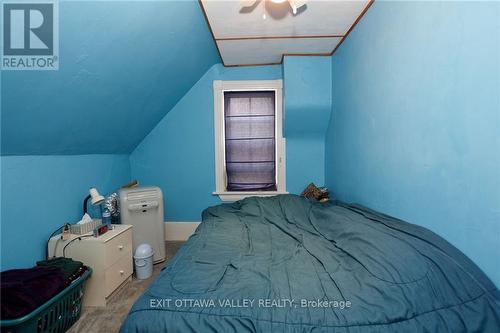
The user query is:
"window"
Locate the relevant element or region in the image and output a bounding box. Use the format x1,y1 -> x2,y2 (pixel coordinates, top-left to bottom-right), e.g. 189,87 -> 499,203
213,80 -> 286,201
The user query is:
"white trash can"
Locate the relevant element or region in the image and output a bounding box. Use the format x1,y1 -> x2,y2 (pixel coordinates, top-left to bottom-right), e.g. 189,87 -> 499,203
134,243 -> 154,279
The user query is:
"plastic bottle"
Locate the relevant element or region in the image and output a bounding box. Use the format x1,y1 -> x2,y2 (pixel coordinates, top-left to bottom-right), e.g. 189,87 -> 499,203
102,208 -> 112,226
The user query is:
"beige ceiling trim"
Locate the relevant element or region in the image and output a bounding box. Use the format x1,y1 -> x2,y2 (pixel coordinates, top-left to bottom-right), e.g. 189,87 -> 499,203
216,35 -> 344,41
331,0 -> 374,55
199,0 -> 224,65
198,0 -> 375,67
226,54 -> 338,67
222,53 -> 334,68
218,37 -> 341,66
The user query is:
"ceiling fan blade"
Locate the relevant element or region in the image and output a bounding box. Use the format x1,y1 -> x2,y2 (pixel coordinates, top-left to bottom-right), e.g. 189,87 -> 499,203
240,0 -> 258,7
289,0 -> 307,14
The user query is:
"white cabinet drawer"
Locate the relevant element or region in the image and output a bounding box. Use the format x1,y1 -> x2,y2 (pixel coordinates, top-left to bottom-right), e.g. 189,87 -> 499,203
105,228 -> 132,267
104,250 -> 133,297
48,224 -> 133,307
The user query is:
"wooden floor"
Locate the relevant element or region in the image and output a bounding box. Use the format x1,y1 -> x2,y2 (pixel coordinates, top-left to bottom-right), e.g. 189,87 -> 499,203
68,241 -> 184,333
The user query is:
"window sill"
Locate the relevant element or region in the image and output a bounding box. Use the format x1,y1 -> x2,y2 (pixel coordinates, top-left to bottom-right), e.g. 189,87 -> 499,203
213,191 -> 289,202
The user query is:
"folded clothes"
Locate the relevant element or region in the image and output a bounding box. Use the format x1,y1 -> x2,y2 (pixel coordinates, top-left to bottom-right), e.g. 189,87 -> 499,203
1,257 -> 88,320
37,257 -> 87,285
1,266 -> 66,319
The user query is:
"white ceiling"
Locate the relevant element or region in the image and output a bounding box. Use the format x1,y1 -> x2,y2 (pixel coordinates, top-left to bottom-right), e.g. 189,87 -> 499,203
201,0 -> 373,66
218,37 -> 342,65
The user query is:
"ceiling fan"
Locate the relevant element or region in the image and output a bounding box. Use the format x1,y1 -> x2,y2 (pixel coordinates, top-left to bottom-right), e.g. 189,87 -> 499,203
240,0 -> 308,15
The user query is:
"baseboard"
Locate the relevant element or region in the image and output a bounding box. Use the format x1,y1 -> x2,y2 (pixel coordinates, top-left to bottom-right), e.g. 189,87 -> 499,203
164,222 -> 201,241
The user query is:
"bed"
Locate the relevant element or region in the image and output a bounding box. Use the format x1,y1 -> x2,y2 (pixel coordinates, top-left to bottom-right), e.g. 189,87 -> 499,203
120,195 -> 500,332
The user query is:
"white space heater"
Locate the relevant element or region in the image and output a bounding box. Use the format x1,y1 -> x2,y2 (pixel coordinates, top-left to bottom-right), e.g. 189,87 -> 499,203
119,186 -> 166,263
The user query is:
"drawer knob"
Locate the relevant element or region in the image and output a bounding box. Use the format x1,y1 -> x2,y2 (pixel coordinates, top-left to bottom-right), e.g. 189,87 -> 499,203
118,245 -> 124,250
119,270 -> 124,275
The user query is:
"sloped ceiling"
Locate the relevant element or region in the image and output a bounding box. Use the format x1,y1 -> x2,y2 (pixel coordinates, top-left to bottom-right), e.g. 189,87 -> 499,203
1,1 -> 220,155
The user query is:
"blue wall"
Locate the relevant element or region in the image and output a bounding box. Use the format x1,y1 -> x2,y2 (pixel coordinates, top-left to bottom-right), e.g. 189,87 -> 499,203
0,0 -> 219,269
325,1 -> 500,286
283,56 -> 332,193
1,0 -> 219,155
0,155 -> 131,270
130,64 -> 283,221
130,59 -> 334,221
2,0 -> 497,290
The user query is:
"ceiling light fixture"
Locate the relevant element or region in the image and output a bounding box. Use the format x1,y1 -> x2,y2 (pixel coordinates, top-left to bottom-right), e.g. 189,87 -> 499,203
240,0 -> 308,15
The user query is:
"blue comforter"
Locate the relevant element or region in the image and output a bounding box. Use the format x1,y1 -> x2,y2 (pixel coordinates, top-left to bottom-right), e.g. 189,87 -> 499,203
120,195 -> 500,332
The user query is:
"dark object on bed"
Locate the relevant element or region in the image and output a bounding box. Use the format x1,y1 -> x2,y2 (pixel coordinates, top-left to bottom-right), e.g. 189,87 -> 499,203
120,195 -> 500,332
301,183 -> 329,202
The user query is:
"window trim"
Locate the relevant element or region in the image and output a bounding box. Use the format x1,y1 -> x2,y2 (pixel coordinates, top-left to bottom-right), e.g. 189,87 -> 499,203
213,80 -> 287,202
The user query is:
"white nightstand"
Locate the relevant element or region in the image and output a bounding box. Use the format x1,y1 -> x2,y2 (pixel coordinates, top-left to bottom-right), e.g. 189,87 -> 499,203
48,224 -> 133,307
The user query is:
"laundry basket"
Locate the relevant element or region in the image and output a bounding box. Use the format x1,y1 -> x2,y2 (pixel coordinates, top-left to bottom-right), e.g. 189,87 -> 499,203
1,268 -> 92,333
